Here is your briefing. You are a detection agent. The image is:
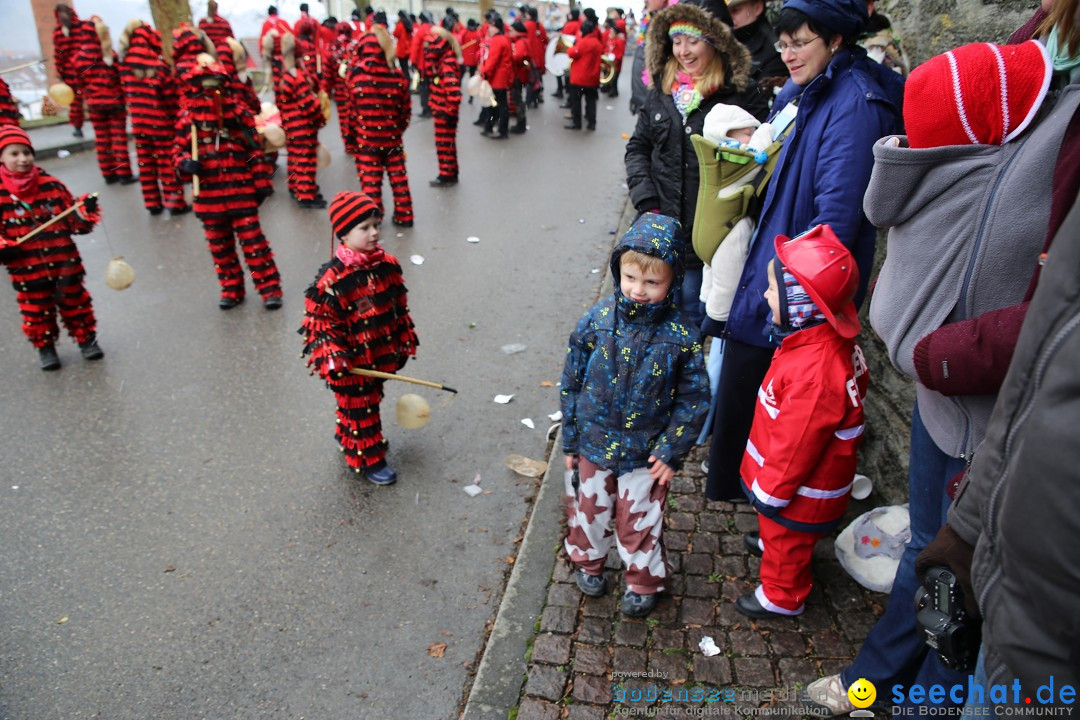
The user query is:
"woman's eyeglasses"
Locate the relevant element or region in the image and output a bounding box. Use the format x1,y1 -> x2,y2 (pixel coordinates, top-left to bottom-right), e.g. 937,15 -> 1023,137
774,35 -> 822,54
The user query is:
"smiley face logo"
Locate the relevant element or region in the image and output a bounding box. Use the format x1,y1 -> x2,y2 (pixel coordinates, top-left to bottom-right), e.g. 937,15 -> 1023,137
848,678 -> 876,709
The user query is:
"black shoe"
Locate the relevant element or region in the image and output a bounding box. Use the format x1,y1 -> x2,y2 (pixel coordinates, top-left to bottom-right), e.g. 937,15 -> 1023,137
263,295 -> 283,310
480,128 -> 494,137
168,205 -> 192,216
79,338 -> 104,360
148,206 -> 164,216
298,198 -> 328,209
417,110 -> 432,118
72,127 -> 84,138
551,91 -> 564,98
487,133 -> 508,140
429,176 -> 458,187
586,125 -> 596,131
392,218 -> 413,228
559,103 -> 571,109
38,344 -> 61,371
118,175 -> 139,185
219,295 -> 245,310
564,123 -> 582,130
104,176 -> 119,185
743,532 -> 763,557
509,124 -> 526,134
472,118 -> 485,126
736,591 -> 794,619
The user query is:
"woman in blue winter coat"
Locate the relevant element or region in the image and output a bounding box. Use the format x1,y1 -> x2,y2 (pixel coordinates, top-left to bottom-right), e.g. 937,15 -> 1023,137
704,0 -> 901,501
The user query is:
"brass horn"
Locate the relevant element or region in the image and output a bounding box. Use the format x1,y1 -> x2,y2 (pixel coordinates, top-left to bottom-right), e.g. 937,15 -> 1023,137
600,55 -> 616,85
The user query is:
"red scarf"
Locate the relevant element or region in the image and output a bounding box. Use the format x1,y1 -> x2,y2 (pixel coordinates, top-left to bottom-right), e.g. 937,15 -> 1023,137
0,165 -> 41,204
336,242 -> 386,269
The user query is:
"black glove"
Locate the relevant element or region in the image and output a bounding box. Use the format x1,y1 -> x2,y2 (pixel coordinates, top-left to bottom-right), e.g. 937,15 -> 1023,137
82,194 -> 99,213
916,524 -> 980,621
178,158 -> 203,176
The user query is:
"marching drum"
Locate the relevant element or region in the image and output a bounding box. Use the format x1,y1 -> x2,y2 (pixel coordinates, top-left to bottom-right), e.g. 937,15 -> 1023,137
544,34 -> 574,76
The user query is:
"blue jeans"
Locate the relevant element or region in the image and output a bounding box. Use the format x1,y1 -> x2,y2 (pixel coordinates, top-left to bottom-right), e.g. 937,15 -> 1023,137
842,401 -> 968,707
680,265 -> 706,331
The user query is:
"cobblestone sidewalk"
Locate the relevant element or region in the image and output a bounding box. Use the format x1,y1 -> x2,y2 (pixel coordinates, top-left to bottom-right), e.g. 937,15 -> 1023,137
512,445 -> 889,720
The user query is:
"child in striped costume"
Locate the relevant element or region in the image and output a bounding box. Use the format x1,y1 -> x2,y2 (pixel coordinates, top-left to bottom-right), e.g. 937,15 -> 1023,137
0,126 -> 104,370
75,17 -> 135,184
425,25 -> 463,186
300,192 -> 419,485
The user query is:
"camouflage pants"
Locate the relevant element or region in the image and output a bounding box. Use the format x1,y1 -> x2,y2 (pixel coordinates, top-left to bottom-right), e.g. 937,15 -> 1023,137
563,457 -> 668,594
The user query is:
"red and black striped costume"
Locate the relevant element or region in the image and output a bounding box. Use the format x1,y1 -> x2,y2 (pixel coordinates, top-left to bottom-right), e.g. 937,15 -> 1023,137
277,65 -> 325,204
425,30 -> 462,181
119,22 -> 186,214
198,13 -> 234,48
171,24 -> 217,81
0,168 -> 98,349
174,65 -> 283,305
346,34 -> 413,224
0,78 -> 21,127
74,24 -> 134,182
300,247 -> 419,473
52,8 -> 95,132
216,38 -> 276,204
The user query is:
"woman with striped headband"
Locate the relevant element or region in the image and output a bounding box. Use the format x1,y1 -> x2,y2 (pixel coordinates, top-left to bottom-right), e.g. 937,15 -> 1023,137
625,2 -> 768,333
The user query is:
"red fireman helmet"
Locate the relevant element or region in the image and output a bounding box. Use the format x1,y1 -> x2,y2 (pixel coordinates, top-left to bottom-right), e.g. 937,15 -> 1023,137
774,224 -> 861,338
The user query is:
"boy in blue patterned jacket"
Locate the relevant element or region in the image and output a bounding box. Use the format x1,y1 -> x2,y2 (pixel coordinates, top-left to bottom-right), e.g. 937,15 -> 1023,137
561,212 -> 710,617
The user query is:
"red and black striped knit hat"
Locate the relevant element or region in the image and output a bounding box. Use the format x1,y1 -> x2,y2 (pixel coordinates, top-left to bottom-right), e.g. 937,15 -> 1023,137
124,24 -> 163,69
329,191 -> 380,238
0,125 -> 33,153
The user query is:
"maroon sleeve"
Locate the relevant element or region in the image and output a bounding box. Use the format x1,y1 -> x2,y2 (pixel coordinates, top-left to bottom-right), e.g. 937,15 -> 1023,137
912,302 -> 1030,397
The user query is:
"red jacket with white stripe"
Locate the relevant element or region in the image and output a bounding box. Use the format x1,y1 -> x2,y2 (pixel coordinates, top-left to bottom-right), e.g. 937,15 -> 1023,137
740,323 -> 869,532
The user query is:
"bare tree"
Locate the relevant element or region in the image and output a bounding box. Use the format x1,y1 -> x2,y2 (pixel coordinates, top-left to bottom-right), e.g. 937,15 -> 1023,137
149,0 -> 194,64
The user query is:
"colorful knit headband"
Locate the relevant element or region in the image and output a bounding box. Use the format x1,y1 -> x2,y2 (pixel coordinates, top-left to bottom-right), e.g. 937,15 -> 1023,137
669,23 -> 711,44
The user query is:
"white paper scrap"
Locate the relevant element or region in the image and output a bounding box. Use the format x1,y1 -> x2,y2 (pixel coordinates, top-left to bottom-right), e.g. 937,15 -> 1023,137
521,418 -> 535,429
467,236 -> 480,243
548,410 -> 563,421
463,484 -> 483,497
698,636 -> 721,657
410,254 -> 425,265
494,394 -> 514,404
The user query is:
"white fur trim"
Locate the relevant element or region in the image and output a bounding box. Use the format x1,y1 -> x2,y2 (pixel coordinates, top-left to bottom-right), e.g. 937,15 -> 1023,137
1003,40 -> 1053,144
946,50 -> 979,145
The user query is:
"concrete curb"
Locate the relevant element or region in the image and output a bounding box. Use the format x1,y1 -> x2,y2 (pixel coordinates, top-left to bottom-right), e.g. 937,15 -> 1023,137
460,199 -> 637,720
34,138 -> 95,161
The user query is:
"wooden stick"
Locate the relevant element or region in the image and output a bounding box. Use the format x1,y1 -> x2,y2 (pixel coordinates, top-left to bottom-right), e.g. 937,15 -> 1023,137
190,125 -> 200,198
349,368 -> 458,394
0,59 -> 46,75
15,194 -> 95,245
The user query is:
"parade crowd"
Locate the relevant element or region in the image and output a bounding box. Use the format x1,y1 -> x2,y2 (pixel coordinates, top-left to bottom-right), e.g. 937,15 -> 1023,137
1,0 -> 1079,714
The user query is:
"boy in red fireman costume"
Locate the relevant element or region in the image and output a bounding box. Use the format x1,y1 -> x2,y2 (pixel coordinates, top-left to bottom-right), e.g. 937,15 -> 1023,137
0,126 -> 104,370
425,25 -> 463,186
263,31 -> 327,209
174,62 -> 284,311
565,20 -> 602,130
76,17 -> 136,184
52,3 -> 95,138
300,191 -> 419,485
737,225 -> 869,619
346,28 -> 414,227
118,20 -> 190,216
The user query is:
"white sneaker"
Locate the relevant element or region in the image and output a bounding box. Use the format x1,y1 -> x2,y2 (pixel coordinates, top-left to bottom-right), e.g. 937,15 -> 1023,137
805,674 -> 855,715
701,459 -> 709,474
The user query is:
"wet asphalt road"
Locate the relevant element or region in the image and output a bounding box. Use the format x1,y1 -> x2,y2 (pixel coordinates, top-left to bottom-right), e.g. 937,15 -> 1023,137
0,81 -> 638,719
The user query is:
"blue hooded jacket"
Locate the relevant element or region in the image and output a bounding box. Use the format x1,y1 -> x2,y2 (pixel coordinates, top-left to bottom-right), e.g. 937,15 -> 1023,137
723,45 -> 901,348
561,213 -> 710,475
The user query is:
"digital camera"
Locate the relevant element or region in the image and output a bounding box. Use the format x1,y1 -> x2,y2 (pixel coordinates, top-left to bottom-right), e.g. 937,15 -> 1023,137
914,566 -> 981,672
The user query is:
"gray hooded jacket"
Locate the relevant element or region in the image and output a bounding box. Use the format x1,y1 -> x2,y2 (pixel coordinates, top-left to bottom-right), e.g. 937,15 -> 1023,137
866,83 -> 1080,458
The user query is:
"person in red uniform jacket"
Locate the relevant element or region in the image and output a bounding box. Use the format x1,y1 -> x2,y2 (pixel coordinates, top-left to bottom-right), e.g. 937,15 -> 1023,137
198,0 -> 234,47
565,21 -> 602,130
0,125 -> 104,370
553,8 -> 582,100
480,17 -> 513,139
75,17 -> 136,184
259,5 -> 291,44
0,78 -> 21,127
411,12 -> 435,117
52,4 -> 95,138
346,28 -> 414,227
393,11 -> 414,78
425,26 -> 462,186
300,191 -> 419,484
738,226 -> 869,619
174,62 -> 284,311
460,18 -> 483,79
118,20 -> 188,216
507,22 -> 532,133
524,7 -> 548,106
602,18 -> 627,97
263,31 -> 326,208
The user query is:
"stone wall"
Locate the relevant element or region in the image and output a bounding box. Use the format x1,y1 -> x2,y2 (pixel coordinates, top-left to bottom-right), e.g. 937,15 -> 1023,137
880,0 -> 1040,67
